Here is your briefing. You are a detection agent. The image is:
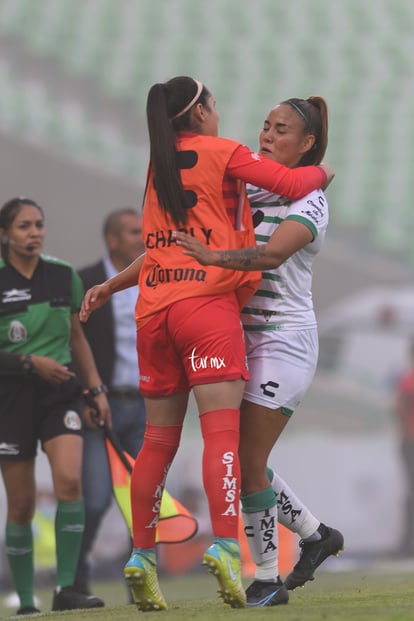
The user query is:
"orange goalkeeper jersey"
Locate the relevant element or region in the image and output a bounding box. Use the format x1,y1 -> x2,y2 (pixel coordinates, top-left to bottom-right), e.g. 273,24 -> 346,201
136,134 -> 261,328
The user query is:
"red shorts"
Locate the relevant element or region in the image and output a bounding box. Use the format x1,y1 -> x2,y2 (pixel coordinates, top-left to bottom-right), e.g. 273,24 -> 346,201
138,293 -> 248,397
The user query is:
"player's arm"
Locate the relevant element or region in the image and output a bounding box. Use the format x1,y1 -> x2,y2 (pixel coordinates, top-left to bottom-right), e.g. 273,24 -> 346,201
175,220 -> 313,271
80,252 -> 145,322
228,145 -> 334,197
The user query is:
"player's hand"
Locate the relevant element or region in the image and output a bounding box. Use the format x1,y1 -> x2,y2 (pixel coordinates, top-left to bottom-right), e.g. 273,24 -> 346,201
174,232 -> 216,266
31,356 -> 75,384
79,283 -> 111,322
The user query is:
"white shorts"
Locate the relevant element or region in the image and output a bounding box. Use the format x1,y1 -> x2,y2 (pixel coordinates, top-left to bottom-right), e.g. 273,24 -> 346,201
243,327 -> 319,414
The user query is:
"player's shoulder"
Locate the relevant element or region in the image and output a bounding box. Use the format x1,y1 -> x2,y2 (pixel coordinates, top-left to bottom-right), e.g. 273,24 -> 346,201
292,188 -> 329,213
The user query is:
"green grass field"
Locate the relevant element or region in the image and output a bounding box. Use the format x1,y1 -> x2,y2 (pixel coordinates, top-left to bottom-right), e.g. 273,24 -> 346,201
1,570 -> 414,621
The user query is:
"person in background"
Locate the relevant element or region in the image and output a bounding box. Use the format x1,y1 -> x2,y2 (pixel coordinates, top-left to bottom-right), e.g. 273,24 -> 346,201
175,95 -> 344,607
393,341 -> 414,556
79,76 -> 334,612
0,197 -> 108,615
74,208 -> 146,601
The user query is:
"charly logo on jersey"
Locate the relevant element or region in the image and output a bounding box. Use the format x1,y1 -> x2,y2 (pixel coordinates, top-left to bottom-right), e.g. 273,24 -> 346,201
64,411 -> 82,431
2,288 -> 32,303
8,320 -> 27,343
260,380 -> 279,398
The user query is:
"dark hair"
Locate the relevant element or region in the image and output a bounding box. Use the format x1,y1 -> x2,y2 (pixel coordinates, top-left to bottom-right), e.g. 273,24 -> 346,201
103,207 -> 140,238
0,197 -> 44,258
282,96 -> 328,166
145,76 -> 211,227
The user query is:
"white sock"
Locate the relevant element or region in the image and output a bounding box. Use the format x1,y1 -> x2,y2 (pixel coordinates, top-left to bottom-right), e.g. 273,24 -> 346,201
242,503 -> 279,581
269,469 -> 320,539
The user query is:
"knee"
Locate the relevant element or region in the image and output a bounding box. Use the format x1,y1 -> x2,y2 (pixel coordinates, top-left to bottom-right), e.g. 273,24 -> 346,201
55,473 -> 82,502
240,460 -> 269,495
7,497 -> 35,523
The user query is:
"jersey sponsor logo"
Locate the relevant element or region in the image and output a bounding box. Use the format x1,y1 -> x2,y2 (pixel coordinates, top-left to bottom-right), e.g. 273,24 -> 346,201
0,442 -> 19,455
145,264 -> 207,288
63,410 -> 82,431
2,288 -> 31,303
188,347 -> 226,372
146,227 -> 212,249
260,380 -> 279,398
8,320 -> 27,343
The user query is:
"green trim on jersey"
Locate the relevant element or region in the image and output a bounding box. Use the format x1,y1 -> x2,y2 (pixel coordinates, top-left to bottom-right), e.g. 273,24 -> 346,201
0,255 -> 84,369
254,289 -> 283,300
243,323 -> 282,332
262,215 -> 284,224
255,234 -> 271,243
242,307 -> 284,317
262,272 -> 281,282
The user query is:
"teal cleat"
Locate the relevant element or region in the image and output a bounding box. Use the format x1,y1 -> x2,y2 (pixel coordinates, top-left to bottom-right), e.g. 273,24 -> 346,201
202,539 -> 246,608
124,549 -> 167,611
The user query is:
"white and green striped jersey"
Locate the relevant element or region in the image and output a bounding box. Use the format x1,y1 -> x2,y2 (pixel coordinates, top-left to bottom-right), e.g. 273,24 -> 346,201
241,186 -> 328,332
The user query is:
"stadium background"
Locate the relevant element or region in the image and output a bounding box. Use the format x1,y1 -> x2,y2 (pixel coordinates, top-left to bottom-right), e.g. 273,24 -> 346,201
1,0 -> 414,584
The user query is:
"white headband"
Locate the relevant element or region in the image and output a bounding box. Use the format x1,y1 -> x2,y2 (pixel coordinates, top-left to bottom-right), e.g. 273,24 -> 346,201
171,80 -> 203,120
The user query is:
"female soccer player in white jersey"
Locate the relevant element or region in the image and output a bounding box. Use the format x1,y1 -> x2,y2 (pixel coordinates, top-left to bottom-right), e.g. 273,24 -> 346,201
175,96 -> 344,607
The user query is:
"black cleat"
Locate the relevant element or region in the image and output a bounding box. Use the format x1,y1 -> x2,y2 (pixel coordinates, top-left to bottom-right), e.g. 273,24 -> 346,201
245,577 -> 289,607
16,606 -> 41,616
52,586 -> 105,611
284,524 -> 344,590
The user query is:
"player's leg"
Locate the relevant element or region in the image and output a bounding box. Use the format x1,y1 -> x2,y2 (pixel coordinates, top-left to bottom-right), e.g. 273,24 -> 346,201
46,432 -> 104,610
125,392 -> 186,611
124,309 -> 188,610
1,459 -> 39,615
239,399 -> 289,607
75,425 -> 111,595
267,467 -> 344,589
175,293 -> 248,608
0,376 -> 39,615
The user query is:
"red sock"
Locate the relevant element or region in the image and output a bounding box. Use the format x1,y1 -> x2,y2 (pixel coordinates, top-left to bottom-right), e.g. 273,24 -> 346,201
131,422 -> 182,548
200,408 -> 240,539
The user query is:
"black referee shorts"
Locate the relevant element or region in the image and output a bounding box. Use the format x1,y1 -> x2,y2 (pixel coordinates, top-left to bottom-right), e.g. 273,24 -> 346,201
0,373 -> 83,461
